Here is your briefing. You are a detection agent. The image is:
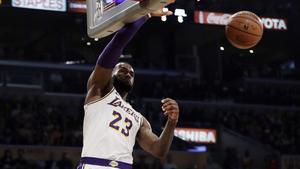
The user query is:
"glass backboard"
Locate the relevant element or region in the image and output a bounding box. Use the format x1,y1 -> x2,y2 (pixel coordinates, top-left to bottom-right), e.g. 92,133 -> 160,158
87,0 -> 168,38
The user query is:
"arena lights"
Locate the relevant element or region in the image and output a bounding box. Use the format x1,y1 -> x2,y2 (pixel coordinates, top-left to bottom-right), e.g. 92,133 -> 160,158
94,38 -> 99,41
86,42 -> 91,46
220,46 -> 225,51
65,60 -> 85,64
160,8 -> 187,23
174,9 -> 187,23
161,8 -> 169,22
187,146 -> 207,153
120,54 -> 132,59
249,50 -> 254,53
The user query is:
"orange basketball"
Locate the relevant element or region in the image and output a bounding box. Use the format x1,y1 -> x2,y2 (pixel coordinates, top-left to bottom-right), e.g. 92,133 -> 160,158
225,11 -> 264,49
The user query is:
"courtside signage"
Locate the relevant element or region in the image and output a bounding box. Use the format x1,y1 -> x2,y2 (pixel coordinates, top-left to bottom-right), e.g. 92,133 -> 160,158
174,128 -> 217,144
12,0 -> 66,12
194,11 -> 287,31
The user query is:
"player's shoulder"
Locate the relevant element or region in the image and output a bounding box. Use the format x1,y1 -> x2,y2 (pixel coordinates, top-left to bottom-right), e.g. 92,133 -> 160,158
126,102 -> 143,115
84,87 -> 116,107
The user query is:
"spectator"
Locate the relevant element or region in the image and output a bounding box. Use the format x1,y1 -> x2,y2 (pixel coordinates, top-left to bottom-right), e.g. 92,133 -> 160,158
0,149 -> 14,169
242,150 -> 253,169
163,155 -> 177,169
205,156 -> 222,169
14,149 -> 29,169
134,155 -> 150,169
44,152 -> 58,169
57,152 -> 73,169
223,147 -> 241,169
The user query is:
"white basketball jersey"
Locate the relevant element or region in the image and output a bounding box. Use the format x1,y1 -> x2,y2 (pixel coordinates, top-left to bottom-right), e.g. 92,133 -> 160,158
81,88 -> 143,164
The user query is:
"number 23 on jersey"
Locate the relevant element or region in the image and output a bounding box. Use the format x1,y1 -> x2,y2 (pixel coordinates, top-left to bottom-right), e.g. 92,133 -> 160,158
109,111 -> 133,137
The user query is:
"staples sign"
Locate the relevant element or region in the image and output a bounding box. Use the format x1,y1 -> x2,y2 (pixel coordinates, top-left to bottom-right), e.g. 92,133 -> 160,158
174,128 -> 217,144
12,0 -> 66,12
194,11 -> 287,31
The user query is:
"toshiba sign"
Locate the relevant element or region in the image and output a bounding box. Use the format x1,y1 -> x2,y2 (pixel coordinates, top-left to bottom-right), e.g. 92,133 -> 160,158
174,128 -> 217,144
194,11 -> 287,31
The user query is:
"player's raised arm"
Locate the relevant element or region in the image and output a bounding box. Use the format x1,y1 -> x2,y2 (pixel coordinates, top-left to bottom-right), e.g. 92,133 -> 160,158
85,17 -> 149,104
137,98 -> 179,159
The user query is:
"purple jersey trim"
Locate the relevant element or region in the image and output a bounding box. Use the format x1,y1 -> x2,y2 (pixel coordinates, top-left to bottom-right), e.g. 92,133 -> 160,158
79,157 -> 132,169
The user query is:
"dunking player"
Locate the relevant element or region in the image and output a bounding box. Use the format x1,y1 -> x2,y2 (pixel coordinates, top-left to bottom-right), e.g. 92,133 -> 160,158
78,1 -> 180,169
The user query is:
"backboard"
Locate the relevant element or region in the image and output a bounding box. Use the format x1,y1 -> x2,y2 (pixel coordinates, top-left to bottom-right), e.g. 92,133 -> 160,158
87,0 -> 168,38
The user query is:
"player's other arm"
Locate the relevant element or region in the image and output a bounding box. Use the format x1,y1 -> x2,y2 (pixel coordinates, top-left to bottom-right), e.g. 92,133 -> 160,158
137,98 -> 179,159
85,17 -> 149,104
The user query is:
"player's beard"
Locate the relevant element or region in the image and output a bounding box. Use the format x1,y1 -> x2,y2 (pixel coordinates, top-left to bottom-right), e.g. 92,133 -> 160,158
112,76 -> 133,94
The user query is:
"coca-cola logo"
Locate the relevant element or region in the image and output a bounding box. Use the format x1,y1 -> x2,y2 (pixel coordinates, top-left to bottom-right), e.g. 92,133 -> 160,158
206,13 -> 231,25
196,11 -> 288,31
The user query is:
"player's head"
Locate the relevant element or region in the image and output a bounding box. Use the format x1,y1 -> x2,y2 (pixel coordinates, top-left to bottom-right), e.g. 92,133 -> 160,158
112,62 -> 134,94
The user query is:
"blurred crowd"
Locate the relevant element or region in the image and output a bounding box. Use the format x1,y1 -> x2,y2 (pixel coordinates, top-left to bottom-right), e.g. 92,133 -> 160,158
42,70 -> 300,107
220,110 -> 300,154
0,149 -> 73,169
0,91 -> 299,155
134,75 -> 300,106
0,147 -> 280,169
0,96 -> 83,146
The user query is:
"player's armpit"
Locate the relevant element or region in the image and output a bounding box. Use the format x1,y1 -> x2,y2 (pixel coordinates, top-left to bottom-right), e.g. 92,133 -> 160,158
85,66 -> 113,104
87,67 -> 112,90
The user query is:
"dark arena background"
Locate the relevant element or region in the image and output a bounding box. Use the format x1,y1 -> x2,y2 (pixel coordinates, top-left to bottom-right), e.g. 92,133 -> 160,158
0,0 -> 300,168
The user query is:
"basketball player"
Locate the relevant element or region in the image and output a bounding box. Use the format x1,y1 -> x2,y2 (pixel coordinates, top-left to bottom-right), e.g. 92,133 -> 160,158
78,2 -> 179,169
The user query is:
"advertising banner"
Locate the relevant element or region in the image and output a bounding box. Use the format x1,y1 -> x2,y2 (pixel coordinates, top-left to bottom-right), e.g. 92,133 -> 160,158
174,128 -> 217,144
194,11 -> 287,31
12,0 -> 66,12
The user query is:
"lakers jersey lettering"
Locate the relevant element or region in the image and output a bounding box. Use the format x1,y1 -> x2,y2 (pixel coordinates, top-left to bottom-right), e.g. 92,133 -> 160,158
108,97 -> 140,123
81,88 -> 143,164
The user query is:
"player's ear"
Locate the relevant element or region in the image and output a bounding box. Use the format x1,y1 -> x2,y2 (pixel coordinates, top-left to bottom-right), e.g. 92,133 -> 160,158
112,66 -> 118,75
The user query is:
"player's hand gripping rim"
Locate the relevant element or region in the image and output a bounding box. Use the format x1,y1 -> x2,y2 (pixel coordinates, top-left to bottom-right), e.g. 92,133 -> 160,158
149,0 -> 175,17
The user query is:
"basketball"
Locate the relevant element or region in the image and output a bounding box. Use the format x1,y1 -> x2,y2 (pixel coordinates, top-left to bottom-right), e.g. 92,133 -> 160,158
225,11 -> 264,49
